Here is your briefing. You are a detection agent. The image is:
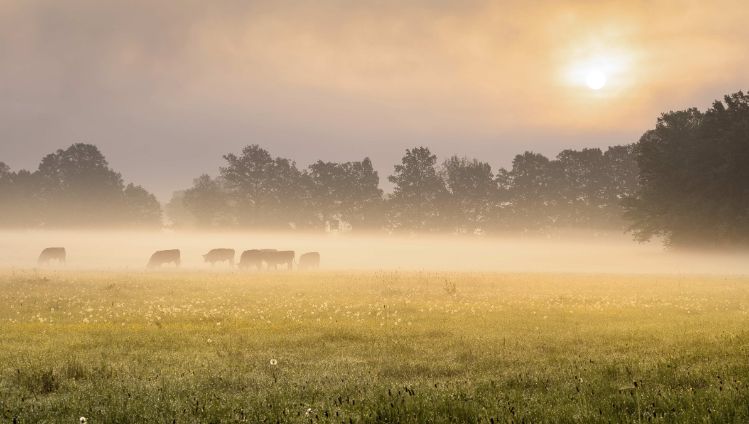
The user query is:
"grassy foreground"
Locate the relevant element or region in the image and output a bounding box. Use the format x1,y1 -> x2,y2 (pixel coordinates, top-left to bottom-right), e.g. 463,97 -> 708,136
1,270 -> 749,423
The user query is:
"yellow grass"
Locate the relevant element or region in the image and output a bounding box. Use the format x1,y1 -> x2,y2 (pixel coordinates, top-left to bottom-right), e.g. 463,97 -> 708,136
1,270 -> 748,422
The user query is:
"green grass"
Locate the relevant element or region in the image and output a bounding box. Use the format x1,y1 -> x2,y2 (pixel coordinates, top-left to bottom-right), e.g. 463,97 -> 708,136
1,270 -> 749,423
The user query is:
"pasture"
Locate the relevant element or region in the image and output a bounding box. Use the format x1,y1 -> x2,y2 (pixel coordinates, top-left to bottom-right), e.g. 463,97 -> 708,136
1,270 -> 749,422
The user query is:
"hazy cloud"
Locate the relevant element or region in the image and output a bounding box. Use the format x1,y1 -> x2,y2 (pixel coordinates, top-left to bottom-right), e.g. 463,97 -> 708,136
1,0 -> 747,198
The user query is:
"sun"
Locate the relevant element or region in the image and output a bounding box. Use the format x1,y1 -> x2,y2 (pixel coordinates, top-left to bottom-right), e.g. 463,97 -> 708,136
585,69 -> 607,90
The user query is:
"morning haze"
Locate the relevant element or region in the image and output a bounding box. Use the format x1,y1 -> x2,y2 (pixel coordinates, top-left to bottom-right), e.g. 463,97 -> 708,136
1,0 -> 748,199
2,1 -> 749,422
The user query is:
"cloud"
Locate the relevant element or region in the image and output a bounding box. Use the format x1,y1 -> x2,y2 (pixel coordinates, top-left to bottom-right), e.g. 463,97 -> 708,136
1,0 -> 747,198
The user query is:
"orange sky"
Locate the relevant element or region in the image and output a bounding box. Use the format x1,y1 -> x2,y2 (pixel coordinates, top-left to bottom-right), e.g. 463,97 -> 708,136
1,0 -> 747,198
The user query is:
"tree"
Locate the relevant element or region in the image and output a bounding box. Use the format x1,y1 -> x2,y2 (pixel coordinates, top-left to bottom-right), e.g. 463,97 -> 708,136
36,143 -> 126,226
388,147 -> 448,231
220,145 -> 311,229
181,175 -> 231,227
625,91 -> 749,246
307,158 -> 383,231
441,156 -> 497,233
122,184 -> 162,227
165,190 -> 196,228
600,144 -> 639,227
0,162 -> 9,180
500,152 -> 564,232
1,144 -> 161,228
556,148 -> 607,227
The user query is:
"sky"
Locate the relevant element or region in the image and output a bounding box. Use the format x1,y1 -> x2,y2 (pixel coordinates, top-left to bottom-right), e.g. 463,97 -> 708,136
1,0 -> 748,200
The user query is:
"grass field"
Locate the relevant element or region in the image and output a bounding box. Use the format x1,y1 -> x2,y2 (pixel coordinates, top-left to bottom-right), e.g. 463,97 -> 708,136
1,270 -> 749,423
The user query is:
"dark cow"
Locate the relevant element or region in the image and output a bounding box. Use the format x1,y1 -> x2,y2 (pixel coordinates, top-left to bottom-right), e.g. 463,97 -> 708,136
38,247 -> 66,265
239,249 -> 264,270
147,249 -> 181,268
263,250 -> 295,270
298,252 -> 320,270
203,248 -> 235,266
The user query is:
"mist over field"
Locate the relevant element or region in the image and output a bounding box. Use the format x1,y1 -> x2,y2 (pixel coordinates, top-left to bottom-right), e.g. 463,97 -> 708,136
3,230 -> 748,274
3,1 -> 749,421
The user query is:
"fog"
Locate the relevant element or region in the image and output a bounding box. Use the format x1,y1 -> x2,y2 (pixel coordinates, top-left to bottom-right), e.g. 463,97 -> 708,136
1,230 -> 748,275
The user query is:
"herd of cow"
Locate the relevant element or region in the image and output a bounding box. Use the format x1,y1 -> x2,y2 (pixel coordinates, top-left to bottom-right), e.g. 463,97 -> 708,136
36,247 -> 321,270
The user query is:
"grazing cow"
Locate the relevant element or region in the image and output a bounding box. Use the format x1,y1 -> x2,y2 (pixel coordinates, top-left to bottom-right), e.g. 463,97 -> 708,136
298,252 -> 320,270
263,250 -> 295,270
239,249 -> 264,270
38,247 -> 66,265
147,249 -> 181,268
203,248 -> 235,266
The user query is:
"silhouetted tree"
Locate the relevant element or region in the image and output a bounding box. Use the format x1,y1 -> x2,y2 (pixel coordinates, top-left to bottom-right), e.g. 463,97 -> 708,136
165,190 -> 196,228
0,144 -> 161,228
556,148 -> 607,226
308,158 -> 383,230
441,156 -> 497,233
0,168 -> 43,227
625,91 -> 749,246
181,175 -> 231,227
500,152 -> 564,231
221,145 -> 311,229
388,147 -> 448,231
122,183 -> 162,227
600,144 -> 639,226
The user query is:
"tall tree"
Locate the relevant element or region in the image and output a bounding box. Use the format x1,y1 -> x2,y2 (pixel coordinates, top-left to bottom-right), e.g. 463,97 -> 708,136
556,148 -> 607,227
181,175 -> 231,227
122,184 -> 162,227
501,152 -> 564,232
388,147 -> 448,231
308,158 -> 383,231
0,169 -> 43,227
625,91 -> 749,246
35,143 -> 161,227
600,144 -> 639,227
220,145 -> 311,229
165,191 -> 195,228
441,156 -> 497,233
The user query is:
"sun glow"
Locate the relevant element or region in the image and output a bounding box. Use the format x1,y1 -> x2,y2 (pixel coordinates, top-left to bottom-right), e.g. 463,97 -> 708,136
586,70 -> 607,90
562,49 -> 633,94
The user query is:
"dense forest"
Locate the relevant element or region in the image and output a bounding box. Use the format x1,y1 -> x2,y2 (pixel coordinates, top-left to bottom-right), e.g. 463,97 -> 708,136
1,91 -> 748,246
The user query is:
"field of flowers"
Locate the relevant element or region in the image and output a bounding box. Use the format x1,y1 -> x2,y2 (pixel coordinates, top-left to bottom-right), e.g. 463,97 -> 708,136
1,269 -> 749,422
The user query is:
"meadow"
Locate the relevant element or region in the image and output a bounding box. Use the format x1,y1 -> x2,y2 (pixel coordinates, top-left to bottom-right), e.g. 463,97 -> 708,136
1,269 -> 749,423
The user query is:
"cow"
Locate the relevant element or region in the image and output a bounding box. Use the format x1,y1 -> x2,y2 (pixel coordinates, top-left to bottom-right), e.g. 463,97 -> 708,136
298,252 -> 320,270
239,249 -> 264,270
38,247 -> 66,265
263,250 -> 295,270
203,248 -> 235,267
147,249 -> 181,268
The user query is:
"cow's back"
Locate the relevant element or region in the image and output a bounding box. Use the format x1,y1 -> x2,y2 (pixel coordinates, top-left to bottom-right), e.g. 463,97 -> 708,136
299,252 -> 320,270
148,249 -> 181,268
205,248 -> 235,262
38,247 -> 66,264
239,250 -> 264,269
264,250 -> 295,269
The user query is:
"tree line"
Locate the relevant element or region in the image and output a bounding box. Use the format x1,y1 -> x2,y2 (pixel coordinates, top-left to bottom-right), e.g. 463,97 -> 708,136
164,143 -> 638,234
0,144 -> 161,228
2,91 -> 748,246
